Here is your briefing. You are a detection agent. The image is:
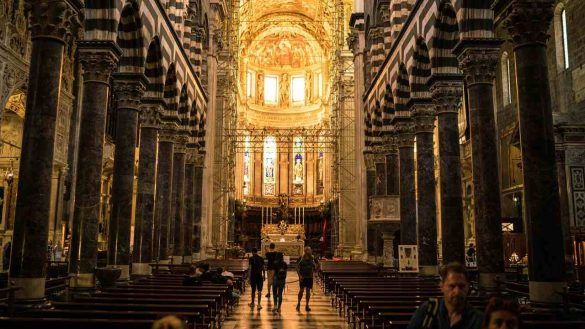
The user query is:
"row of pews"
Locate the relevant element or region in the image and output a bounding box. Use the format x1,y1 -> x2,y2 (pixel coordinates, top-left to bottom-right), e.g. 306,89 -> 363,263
0,258 -> 249,329
319,261 -> 585,329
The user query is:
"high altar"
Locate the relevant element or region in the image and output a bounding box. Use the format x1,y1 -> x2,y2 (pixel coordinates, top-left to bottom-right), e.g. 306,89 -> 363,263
261,221 -> 305,258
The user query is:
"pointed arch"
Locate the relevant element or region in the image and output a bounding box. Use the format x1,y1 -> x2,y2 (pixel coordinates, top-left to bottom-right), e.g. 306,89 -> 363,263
117,0 -> 145,73
198,108 -> 207,151
431,0 -> 460,76
458,0 -> 494,39
189,100 -> 199,148
178,85 -> 190,133
372,100 -> 383,147
84,0 -> 119,41
163,63 -> 179,123
144,36 -> 164,99
364,107 -> 372,154
382,83 -> 395,137
410,37 -> 431,100
395,63 -> 411,114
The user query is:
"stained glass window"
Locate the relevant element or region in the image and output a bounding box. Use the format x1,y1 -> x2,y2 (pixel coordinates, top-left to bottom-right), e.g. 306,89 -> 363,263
263,136 -> 277,195
293,137 -> 304,195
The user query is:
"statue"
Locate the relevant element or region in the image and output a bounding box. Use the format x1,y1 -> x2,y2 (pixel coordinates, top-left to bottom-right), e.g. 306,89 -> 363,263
280,73 -> 289,106
293,157 -> 303,184
257,72 -> 264,105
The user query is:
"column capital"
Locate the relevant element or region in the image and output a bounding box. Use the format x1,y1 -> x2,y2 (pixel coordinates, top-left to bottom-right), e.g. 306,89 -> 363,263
78,43 -> 120,83
411,102 -> 436,134
502,0 -> 554,47
395,121 -> 415,148
139,100 -> 163,128
455,40 -> 502,86
429,77 -> 464,115
26,0 -> 82,42
159,125 -> 177,143
112,73 -> 148,111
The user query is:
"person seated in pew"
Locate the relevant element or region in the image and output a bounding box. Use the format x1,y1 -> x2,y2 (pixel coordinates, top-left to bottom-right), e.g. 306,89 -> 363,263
407,262 -> 483,329
482,297 -> 520,329
152,315 -> 186,329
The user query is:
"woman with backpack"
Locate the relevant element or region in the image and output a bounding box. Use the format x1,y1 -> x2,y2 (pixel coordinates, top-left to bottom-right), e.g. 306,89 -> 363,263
272,252 -> 287,314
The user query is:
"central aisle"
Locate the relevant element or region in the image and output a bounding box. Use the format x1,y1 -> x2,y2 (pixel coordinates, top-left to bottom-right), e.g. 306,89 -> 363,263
223,271 -> 350,329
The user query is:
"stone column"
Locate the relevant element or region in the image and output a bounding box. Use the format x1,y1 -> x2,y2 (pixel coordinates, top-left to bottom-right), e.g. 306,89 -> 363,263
430,78 -> 465,264
171,142 -> 186,264
155,128 -> 175,263
132,100 -> 162,275
183,155 -> 196,263
503,0 -> 566,302
10,0 -> 81,301
193,161 -> 204,257
382,231 -> 395,267
412,103 -> 438,275
385,143 -> 399,195
107,73 -> 146,279
396,123 -> 416,245
455,40 -> 505,288
69,42 -> 120,289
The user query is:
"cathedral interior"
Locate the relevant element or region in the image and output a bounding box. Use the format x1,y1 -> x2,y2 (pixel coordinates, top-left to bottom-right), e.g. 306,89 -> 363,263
0,0 -> 585,328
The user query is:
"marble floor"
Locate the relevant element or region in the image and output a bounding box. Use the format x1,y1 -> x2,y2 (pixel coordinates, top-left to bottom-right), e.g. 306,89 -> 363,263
223,272 -> 350,329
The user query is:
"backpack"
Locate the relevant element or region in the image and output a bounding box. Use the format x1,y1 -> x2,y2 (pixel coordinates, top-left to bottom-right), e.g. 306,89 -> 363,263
422,298 -> 439,329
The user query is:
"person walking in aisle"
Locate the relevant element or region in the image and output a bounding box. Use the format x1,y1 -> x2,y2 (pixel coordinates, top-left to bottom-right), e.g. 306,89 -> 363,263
272,253 -> 288,314
248,248 -> 265,310
296,246 -> 319,312
265,243 -> 278,298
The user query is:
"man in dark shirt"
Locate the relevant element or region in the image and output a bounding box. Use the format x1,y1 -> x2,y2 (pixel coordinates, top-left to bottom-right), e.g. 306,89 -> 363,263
248,248 -> 265,310
265,243 -> 278,298
407,262 -> 483,329
296,246 -> 319,312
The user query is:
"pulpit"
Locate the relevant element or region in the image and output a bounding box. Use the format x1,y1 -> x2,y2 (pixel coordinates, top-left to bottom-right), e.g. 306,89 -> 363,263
261,221 -> 305,258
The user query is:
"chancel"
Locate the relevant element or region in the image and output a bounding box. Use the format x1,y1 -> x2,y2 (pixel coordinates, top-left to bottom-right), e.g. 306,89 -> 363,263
0,0 -> 584,328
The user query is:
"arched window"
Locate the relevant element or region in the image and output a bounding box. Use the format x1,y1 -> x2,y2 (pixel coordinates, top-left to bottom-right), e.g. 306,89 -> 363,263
561,9 -> 570,69
292,137 -> 304,195
263,136 -> 277,196
554,5 -> 570,70
501,52 -> 513,106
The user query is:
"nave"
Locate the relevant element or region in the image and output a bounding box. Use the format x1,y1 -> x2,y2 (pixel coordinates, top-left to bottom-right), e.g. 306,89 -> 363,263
223,271 -> 350,329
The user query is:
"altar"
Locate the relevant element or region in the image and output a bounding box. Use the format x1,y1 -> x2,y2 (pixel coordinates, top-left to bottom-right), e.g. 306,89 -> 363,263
261,222 -> 305,258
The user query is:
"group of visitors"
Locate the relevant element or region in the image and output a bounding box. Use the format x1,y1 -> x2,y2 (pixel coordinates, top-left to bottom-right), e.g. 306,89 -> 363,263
407,262 -> 521,329
183,262 -> 240,300
248,243 -> 319,314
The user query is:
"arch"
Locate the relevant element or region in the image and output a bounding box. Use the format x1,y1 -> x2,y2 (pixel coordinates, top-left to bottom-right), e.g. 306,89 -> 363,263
189,100 -> 199,147
458,0 -> 494,39
395,63 -> 410,113
372,100 -> 383,147
431,0 -> 460,75
163,63 -> 179,123
178,85 -> 190,133
382,83 -> 395,137
410,37 -> 431,100
117,0 -> 145,73
203,14 -> 210,50
364,106 -> 373,154
84,0 -> 118,41
198,108 -> 207,150
144,36 -> 164,99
